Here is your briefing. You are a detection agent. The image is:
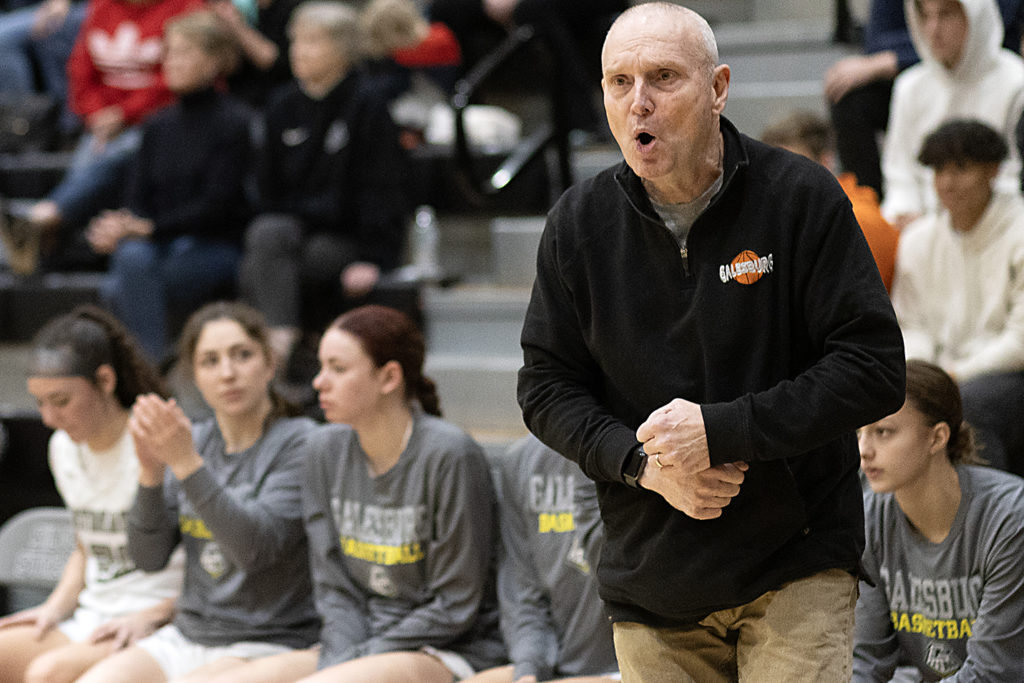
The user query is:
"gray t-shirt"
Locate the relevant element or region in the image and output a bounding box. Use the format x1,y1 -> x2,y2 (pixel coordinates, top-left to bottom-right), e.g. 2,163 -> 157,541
127,416 -> 320,648
854,465 -> 1024,681
302,412 -> 505,670
649,171 -> 723,248
494,436 -> 617,681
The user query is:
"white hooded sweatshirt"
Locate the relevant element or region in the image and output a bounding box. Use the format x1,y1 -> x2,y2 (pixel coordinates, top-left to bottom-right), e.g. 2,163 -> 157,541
892,190 -> 1024,380
881,0 -> 1024,221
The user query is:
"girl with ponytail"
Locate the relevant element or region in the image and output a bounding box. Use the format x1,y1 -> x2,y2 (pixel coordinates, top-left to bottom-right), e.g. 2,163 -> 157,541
208,304 -> 504,683
855,359 -> 1024,681
0,305 -> 183,683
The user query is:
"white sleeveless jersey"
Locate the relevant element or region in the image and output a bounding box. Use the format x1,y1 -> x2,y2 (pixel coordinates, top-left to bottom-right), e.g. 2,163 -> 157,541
49,428 -> 183,616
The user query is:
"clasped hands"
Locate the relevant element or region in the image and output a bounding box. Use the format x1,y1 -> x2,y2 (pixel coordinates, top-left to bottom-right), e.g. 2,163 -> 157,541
636,398 -> 747,520
129,394 -> 203,484
86,209 -> 153,254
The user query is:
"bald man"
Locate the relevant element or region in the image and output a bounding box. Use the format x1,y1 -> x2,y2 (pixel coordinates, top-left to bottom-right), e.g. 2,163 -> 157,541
517,3 -> 906,681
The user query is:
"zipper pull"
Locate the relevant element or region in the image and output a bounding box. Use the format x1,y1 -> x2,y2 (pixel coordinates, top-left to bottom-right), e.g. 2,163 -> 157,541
680,246 -> 689,276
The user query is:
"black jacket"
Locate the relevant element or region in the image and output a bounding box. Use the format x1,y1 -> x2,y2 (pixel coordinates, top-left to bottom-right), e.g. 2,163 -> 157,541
255,70 -> 410,269
126,88 -> 253,245
517,117 -> 906,626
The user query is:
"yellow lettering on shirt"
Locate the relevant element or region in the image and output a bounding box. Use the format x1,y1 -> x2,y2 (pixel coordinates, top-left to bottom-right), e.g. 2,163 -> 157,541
339,536 -> 425,565
179,515 -> 213,539
890,611 -> 976,640
537,512 -> 575,533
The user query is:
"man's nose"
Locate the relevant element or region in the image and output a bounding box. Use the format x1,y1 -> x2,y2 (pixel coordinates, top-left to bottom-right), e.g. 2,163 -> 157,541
630,81 -> 654,115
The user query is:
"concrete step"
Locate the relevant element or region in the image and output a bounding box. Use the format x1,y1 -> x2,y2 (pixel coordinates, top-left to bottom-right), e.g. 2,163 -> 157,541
422,283 -> 530,436
717,19 -> 855,137
423,285 -> 529,358
490,216 -> 544,288
0,343 -> 32,412
426,351 -> 526,437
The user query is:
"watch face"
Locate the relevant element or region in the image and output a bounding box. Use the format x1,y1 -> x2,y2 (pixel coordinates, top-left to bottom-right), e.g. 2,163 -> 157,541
624,447 -> 646,486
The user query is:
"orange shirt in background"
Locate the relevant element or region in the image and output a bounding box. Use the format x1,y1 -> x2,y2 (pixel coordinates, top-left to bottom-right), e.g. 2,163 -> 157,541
839,172 -> 899,294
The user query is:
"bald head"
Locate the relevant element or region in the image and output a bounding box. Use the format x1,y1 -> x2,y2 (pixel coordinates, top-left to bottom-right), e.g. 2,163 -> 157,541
599,1 -> 729,203
602,2 -> 719,76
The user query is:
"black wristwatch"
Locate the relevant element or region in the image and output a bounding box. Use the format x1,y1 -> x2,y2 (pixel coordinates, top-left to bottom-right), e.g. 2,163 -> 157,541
622,444 -> 648,488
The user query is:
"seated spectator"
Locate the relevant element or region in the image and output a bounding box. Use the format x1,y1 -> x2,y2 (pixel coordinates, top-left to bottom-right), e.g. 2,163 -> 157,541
891,119 -> 1024,474
762,110 -> 900,293
73,301 -> 320,683
825,0 -> 916,199
360,0 -> 461,94
854,359 -> 1024,681
0,0 -> 203,275
360,0 -> 461,147
238,1 -> 412,369
85,9 -> 253,364
825,0 -> 1024,200
0,305 -> 183,683
881,0 -> 1024,227
204,304 -> 506,683
208,0 -> 299,108
465,435 -> 618,683
0,0 -> 88,136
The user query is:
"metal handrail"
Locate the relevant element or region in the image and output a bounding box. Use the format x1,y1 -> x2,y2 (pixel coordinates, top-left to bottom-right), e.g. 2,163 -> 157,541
450,24 -> 573,206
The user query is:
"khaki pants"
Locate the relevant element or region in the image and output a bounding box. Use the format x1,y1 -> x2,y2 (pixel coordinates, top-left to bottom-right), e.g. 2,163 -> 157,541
613,568 -> 858,683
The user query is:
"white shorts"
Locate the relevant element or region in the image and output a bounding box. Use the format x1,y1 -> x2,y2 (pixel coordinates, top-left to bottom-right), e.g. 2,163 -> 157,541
136,624 -> 294,679
421,645 -> 476,680
57,606 -> 109,642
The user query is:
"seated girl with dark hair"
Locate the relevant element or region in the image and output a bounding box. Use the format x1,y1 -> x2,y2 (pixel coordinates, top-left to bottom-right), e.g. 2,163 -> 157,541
0,305 -> 183,683
855,358 -> 1024,681
205,305 -> 505,683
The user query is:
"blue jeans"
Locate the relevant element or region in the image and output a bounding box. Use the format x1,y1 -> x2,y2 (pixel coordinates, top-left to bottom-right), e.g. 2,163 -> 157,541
50,126 -> 141,227
960,370 -> 1024,475
103,236 -> 241,362
0,2 -> 86,130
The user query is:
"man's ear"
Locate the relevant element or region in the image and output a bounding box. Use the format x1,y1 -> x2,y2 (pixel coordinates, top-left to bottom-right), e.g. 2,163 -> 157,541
711,63 -> 730,115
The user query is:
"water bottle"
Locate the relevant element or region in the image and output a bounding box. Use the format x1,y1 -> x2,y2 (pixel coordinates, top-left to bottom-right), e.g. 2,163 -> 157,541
412,205 -> 441,282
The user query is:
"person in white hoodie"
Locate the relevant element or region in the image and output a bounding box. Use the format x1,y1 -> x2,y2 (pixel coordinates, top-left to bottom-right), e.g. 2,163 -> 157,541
892,119 -> 1024,475
881,0 -> 1024,227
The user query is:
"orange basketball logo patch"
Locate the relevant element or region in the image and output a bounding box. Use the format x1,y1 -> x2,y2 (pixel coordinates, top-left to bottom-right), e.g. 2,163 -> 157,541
719,250 -> 774,284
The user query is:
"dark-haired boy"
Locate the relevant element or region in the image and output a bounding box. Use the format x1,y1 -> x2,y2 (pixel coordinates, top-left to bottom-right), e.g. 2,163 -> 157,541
892,118 -> 1024,474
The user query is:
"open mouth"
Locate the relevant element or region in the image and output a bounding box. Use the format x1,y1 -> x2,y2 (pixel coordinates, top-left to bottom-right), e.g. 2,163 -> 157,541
637,132 -> 655,146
